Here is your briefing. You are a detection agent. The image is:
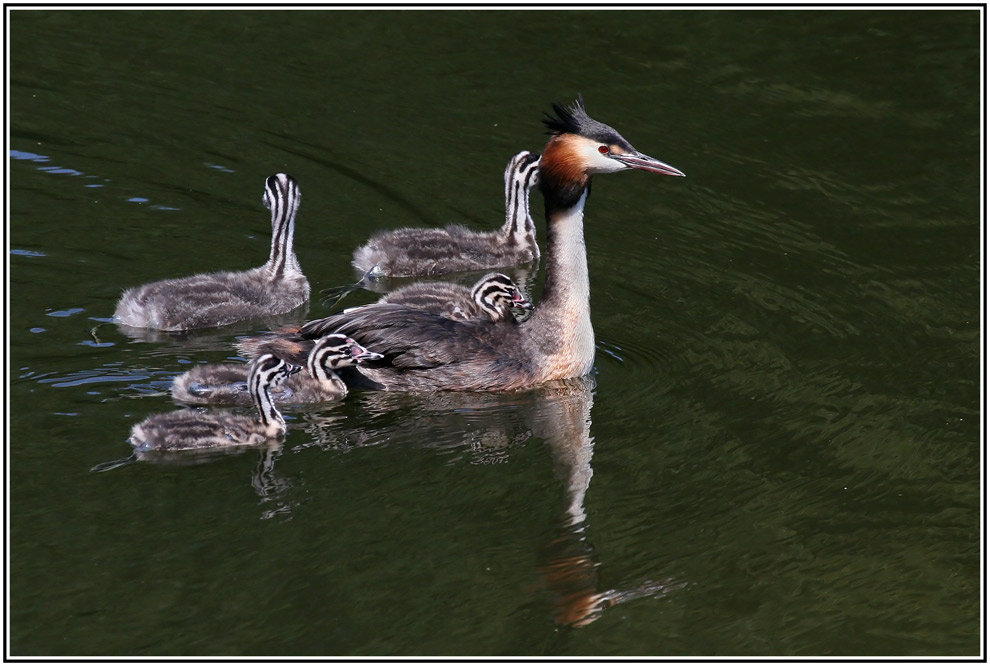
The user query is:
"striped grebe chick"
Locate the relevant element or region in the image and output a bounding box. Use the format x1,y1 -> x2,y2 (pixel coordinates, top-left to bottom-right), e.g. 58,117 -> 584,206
352,151 -> 541,278
113,173 -> 310,331
171,334 -> 382,405
249,97 -> 684,391
377,272 -> 533,322
129,354 -> 300,452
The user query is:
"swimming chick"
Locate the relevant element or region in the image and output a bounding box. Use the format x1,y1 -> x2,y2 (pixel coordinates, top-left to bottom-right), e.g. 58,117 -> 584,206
352,151 -> 541,278
171,334 -> 381,405
129,354 -> 300,452
113,173 -> 309,331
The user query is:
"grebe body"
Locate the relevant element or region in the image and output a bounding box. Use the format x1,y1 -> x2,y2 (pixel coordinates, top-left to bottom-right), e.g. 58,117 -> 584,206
113,174 -> 309,331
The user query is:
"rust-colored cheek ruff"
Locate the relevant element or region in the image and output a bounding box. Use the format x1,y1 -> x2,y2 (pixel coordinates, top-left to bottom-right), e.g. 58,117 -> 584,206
540,135 -> 590,188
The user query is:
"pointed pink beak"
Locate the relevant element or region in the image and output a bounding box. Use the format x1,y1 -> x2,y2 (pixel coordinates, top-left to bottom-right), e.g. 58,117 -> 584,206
349,342 -> 383,363
512,291 -> 535,311
613,151 -> 685,177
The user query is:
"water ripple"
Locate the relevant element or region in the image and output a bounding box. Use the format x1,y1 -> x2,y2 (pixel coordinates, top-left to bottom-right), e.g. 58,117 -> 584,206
9,146 -> 182,211
39,370 -> 152,389
595,332 -> 680,400
26,363 -> 175,399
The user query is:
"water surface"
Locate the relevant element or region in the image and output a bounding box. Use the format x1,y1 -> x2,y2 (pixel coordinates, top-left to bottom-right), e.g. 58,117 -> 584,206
8,8 -> 981,657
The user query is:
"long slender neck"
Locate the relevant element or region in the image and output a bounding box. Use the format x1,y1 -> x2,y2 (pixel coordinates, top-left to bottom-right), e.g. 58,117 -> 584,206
251,373 -> 286,437
533,134 -> 593,315
526,180 -> 596,379
499,167 -> 539,255
538,190 -> 590,314
267,188 -> 302,279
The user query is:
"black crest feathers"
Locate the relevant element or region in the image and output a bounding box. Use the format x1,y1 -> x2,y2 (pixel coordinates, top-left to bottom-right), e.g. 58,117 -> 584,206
541,95 -> 632,149
543,95 -> 588,136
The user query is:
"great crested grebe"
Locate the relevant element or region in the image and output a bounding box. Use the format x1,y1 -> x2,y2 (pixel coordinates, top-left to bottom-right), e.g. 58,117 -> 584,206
376,272 -> 533,322
352,150 -> 541,277
128,354 -> 300,452
171,334 -> 382,405
247,97 -> 684,391
113,173 -> 310,331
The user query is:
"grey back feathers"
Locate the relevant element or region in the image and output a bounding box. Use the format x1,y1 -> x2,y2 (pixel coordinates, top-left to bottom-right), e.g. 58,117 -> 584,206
378,272 -> 532,323
130,354 -> 298,452
113,173 -> 310,331
170,362 -> 255,404
351,151 -> 541,278
296,303 -> 544,392
171,334 -> 381,406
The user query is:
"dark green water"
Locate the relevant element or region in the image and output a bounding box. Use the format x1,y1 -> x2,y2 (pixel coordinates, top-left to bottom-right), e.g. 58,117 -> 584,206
8,8 -> 981,657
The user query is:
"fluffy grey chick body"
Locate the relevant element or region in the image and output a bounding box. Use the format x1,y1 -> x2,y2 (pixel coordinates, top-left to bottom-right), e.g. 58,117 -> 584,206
352,151 -> 540,277
113,173 -> 309,331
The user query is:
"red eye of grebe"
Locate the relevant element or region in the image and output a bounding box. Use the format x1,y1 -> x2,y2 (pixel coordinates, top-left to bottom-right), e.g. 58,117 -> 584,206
598,145 -> 609,154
